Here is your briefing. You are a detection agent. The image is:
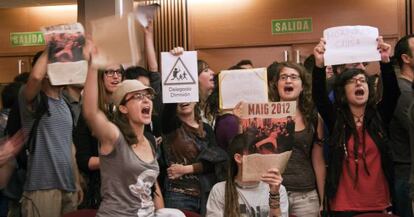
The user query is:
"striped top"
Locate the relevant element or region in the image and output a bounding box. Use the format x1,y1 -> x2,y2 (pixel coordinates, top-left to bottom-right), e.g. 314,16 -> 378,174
19,86 -> 75,192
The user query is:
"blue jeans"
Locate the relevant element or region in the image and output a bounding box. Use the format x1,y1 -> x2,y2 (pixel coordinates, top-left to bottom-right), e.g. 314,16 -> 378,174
393,178 -> 413,217
0,193 -> 8,217
164,191 -> 200,213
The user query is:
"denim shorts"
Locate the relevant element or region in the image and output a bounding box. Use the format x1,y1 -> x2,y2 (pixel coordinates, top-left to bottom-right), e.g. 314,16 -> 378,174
164,191 -> 201,213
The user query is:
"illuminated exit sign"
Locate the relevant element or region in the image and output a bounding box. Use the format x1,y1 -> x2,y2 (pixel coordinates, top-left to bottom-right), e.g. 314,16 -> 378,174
10,32 -> 45,47
272,18 -> 312,34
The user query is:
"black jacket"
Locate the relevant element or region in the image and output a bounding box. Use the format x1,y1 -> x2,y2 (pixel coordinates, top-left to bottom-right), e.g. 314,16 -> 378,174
312,62 -> 399,206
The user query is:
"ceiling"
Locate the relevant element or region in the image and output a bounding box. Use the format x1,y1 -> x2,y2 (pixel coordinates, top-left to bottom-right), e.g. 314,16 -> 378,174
0,0 -> 76,8
0,0 -> 147,8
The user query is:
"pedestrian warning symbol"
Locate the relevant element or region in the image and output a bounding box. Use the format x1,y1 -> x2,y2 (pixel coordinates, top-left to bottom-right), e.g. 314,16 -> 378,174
164,57 -> 196,85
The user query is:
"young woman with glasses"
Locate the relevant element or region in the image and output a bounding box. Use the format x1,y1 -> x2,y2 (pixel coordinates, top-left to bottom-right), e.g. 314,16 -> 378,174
83,41 -> 184,216
73,64 -> 124,209
267,62 -> 325,217
312,37 -> 399,217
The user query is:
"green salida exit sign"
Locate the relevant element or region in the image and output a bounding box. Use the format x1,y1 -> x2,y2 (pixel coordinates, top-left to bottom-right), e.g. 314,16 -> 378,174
272,18 -> 312,34
10,32 -> 45,47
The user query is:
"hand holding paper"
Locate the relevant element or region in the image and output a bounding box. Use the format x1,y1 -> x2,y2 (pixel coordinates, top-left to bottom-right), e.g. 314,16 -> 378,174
242,152 -> 292,182
377,36 -> 391,63
261,168 -> 282,193
135,4 -> 159,28
313,38 -> 326,68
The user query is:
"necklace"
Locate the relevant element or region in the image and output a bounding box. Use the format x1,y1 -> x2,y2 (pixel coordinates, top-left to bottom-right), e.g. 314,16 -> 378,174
352,113 -> 364,127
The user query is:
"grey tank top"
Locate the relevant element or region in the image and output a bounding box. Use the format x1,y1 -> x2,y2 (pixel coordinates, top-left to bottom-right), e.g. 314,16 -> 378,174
282,128 -> 316,191
97,130 -> 159,217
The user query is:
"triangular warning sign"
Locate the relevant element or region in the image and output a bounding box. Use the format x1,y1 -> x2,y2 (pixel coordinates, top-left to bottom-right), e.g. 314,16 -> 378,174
164,57 -> 196,85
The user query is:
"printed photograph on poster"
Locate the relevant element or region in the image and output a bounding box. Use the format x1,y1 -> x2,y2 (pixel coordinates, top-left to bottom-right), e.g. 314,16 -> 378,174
219,68 -> 268,110
323,25 -> 381,66
161,51 -> 198,103
239,101 -> 296,182
41,23 -> 87,85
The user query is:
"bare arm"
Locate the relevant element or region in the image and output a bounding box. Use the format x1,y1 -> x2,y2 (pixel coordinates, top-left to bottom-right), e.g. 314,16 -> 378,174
312,115 -> 326,208
24,51 -> 48,105
83,49 -> 119,154
0,159 -> 16,189
153,181 -> 165,209
144,20 -> 158,72
87,157 -> 100,170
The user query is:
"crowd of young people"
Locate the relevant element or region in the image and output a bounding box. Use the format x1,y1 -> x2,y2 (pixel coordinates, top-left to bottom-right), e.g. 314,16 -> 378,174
0,19 -> 413,217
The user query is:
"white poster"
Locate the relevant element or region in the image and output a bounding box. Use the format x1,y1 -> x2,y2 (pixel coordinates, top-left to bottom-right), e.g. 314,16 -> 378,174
161,51 -> 199,103
219,68 -> 268,109
323,25 -> 381,66
135,4 -> 159,27
41,23 -> 87,85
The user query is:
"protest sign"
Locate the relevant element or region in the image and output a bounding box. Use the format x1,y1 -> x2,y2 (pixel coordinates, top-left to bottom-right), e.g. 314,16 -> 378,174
161,51 -> 198,103
240,101 -> 296,182
219,68 -> 268,109
323,25 -> 381,66
41,23 -> 87,85
91,13 -> 141,68
242,152 -> 292,182
135,4 -> 159,27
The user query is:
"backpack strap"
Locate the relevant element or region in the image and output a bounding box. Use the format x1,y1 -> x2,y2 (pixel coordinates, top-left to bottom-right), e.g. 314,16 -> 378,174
27,91 -> 50,154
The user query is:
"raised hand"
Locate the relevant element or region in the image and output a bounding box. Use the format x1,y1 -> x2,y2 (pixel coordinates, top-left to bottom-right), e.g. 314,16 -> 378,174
377,36 -> 391,63
170,47 -> 185,56
313,38 -> 326,68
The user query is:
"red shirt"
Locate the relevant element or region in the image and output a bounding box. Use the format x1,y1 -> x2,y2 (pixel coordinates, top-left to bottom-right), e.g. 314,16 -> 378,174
330,127 -> 390,211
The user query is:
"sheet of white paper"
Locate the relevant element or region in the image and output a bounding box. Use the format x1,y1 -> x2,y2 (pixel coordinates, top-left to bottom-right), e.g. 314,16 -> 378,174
324,25 -> 381,66
219,68 -> 268,109
47,61 -> 88,85
135,4 -> 159,27
161,51 -> 199,103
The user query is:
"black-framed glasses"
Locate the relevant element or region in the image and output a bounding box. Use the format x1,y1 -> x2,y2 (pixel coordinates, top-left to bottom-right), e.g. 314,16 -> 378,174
104,69 -> 123,77
346,77 -> 367,85
279,74 -> 300,81
124,92 -> 155,104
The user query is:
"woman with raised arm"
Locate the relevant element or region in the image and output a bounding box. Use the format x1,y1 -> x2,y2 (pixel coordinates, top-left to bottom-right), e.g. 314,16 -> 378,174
82,43 -> 184,216
312,37 -> 399,216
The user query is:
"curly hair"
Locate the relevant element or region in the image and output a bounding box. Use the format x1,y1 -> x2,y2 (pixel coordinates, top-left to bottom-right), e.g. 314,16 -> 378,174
268,62 -> 316,129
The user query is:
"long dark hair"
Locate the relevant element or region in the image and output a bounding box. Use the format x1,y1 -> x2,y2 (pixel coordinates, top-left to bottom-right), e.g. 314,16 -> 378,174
224,132 -> 258,217
268,62 -> 317,129
326,68 -> 377,199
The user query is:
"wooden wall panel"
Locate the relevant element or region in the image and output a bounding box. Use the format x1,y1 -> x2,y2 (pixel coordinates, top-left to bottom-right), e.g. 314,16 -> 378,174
198,46 -> 291,73
0,56 -> 32,83
0,5 -> 76,83
139,0 -> 188,55
0,5 -> 77,56
188,0 -> 403,49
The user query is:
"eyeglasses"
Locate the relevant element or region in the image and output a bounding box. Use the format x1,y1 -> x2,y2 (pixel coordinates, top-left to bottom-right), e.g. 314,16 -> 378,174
346,77 -> 367,85
279,74 -> 301,81
104,69 -> 123,77
124,92 -> 155,104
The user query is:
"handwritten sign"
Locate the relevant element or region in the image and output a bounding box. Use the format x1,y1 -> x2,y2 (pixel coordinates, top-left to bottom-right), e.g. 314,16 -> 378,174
219,68 -> 268,109
324,25 -> 381,66
161,51 -> 198,103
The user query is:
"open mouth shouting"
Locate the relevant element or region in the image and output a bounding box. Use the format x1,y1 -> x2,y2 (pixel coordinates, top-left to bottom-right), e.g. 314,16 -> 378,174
284,86 -> 294,93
